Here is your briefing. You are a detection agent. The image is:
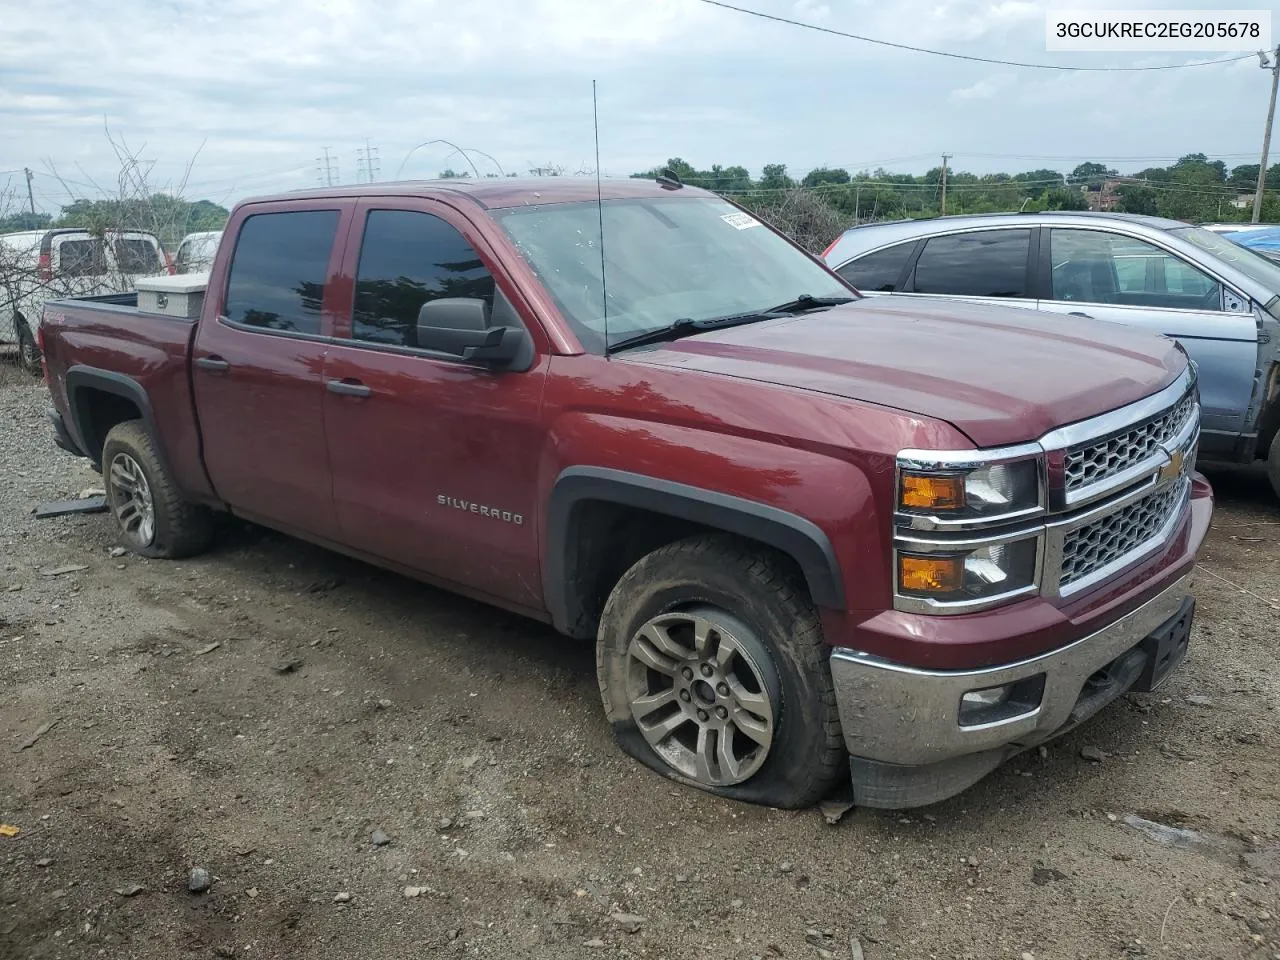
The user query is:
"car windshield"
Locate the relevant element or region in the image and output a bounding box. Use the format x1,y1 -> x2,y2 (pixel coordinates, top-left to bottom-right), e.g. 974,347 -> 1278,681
492,196 -> 852,353
1172,225 -> 1280,293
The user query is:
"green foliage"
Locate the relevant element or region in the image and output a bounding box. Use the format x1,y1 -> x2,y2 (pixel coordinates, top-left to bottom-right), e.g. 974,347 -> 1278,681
54,194 -> 229,248
627,153 -> 1279,227
0,211 -> 53,233
1115,185 -> 1158,216
801,167 -> 851,188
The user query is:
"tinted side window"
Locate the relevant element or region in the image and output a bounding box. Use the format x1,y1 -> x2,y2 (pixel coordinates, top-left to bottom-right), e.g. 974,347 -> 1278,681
114,238 -> 157,274
224,211 -> 340,334
57,239 -> 105,277
837,242 -> 915,292
352,210 -> 495,348
910,229 -> 1031,298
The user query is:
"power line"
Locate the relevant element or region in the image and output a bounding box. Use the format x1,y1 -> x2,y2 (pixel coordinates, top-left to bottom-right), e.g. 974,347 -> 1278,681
693,0 -> 1255,71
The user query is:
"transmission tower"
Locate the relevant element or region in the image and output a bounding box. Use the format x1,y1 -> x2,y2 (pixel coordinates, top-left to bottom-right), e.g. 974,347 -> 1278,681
316,147 -> 338,187
357,140 -> 381,183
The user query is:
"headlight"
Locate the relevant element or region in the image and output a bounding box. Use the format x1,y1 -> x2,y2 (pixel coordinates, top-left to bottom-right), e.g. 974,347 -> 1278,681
899,459 -> 1040,520
897,537 -> 1039,605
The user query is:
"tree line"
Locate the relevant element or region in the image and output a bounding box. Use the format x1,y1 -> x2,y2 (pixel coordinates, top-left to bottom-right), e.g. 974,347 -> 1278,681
0,196 -> 230,248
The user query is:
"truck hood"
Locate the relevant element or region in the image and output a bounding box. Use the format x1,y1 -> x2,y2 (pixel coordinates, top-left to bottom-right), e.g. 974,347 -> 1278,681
622,297 -> 1187,448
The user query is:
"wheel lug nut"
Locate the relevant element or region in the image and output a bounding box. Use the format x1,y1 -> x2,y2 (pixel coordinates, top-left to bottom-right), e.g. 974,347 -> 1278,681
715,706 -> 728,720
696,709 -> 709,722
716,682 -> 729,696
679,689 -> 691,702
700,664 -> 714,677
682,667 -> 694,680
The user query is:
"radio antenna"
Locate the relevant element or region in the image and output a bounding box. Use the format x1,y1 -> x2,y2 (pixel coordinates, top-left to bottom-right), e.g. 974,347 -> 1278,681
593,79 -> 609,354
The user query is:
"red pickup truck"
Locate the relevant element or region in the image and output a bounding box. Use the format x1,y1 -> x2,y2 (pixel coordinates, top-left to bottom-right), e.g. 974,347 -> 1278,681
39,178 -> 1212,810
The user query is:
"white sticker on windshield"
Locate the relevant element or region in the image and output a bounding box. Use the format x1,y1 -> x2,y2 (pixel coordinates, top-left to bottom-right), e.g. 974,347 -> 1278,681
720,212 -> 761,230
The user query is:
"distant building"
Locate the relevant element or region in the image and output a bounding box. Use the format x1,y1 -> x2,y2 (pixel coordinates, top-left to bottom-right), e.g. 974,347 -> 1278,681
1232,193 -> 1253,210
1082,178 -> 1123,212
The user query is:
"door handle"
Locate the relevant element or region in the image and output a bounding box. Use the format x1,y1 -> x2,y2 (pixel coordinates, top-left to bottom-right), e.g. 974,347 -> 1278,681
326,378 -> 372,398
1068,311 -> 1093,319
196,355 -> 230,372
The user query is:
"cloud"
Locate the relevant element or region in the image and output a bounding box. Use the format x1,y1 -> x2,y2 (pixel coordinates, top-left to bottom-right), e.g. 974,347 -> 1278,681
0,0 -> 1268,214
950,74 -> 1014,100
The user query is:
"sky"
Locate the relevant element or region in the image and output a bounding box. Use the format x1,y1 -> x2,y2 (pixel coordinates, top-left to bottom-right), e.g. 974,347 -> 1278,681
2,0 -> 1279,214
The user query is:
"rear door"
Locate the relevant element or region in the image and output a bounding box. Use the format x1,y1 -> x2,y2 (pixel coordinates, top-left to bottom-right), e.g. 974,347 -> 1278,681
1036,226 -> 1257,438
192,200 -> 353,539
320,198 -> 549,609
898,227 -> 1039,313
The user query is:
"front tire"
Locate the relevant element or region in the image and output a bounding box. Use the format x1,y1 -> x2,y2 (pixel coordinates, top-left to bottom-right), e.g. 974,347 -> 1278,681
102,421 -> 213,559
596,534 -> 846,808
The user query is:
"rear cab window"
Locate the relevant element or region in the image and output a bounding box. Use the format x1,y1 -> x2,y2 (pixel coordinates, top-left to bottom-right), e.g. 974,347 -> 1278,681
223,210 -> 340,334
54,235 -> 106,277
112,236 -> 161,274
908,229 -> 1031,298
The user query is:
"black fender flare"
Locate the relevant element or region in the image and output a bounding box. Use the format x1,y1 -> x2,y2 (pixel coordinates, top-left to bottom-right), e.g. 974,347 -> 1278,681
544,465 -> 846,637
64,365 -> 165,471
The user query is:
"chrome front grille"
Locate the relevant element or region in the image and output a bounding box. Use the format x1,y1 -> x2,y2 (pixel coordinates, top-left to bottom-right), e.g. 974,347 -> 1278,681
1059,479 -> 1188,589
1063,388 -> 1196,493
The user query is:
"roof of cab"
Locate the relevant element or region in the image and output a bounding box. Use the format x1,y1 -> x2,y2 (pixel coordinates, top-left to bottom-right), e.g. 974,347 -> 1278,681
240,176 -> 715,210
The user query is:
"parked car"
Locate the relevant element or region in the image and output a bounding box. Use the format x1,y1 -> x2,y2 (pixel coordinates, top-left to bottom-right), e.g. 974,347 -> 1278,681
824,212 -> 1280,492
0,227 -> 169,372
173,230 -> 222,274
39,179 -> 1210,810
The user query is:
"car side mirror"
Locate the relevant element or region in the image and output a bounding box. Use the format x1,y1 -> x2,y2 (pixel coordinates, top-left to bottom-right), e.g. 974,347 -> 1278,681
415,297 -> 528,366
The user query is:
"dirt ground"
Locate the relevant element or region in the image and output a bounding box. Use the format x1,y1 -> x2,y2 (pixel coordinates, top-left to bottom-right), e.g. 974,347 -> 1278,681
0,359 -> 1277,960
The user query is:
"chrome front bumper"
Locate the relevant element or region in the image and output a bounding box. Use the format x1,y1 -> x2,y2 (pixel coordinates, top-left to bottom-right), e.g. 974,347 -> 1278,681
829,571 -> 1193,770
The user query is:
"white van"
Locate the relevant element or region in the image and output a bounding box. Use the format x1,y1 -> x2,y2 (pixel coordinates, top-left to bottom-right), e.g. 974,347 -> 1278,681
0,228 -> 168,370
173,230 -> 223,274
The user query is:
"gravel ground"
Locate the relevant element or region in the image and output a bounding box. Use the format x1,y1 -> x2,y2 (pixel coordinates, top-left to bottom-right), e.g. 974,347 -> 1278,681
0,358 -> 1277,960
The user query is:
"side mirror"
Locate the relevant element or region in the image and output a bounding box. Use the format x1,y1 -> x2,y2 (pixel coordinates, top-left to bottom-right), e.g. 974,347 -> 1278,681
415,298 -> 527,366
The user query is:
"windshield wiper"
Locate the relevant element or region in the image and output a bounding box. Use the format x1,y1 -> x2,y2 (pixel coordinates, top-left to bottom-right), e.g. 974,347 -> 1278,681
606,315 -> 771,355
762,293 -> 856,314
605,295 -> 855,355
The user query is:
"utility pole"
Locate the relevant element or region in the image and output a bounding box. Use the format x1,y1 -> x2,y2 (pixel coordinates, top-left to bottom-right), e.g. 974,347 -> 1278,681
940,154 -> 951,216
317,147 -> 338,187
1253,46 -> 1280,223
23,167 -> 35,214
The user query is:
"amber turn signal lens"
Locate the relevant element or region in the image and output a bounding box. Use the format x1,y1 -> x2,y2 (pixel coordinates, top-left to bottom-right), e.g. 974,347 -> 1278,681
900,472 -> 966,510
899,554 -> 963,594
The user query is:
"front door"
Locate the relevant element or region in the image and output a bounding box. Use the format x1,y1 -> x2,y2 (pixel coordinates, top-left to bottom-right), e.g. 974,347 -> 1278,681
192,201 -> 351,539
321,200 -> 548,609
1036,227 -> 1257,440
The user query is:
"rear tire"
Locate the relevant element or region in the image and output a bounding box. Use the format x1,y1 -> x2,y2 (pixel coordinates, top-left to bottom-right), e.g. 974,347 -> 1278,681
102,421 -> 213,559
15,317 -> 40,375
596,534 -> 846,809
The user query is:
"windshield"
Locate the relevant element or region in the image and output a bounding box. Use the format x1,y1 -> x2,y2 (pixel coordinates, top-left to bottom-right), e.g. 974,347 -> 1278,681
1172,225 -> 1280,293
492,196 -> 852,353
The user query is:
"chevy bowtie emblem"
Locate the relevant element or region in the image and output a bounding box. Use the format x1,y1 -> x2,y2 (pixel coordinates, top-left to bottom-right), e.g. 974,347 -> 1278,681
1158,447 -> 1186,484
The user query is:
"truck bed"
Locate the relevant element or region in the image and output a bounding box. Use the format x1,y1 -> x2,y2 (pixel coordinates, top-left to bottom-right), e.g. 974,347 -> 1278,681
40,295 -> 216,502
